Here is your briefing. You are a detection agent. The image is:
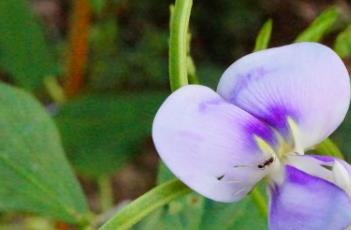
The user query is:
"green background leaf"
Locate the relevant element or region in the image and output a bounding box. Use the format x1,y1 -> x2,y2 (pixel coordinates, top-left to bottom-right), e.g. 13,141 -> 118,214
334,24 -> 351,58
254,19 -> 272,51
55,92 -> 166,178
0,83 -> 88,223
0,0 -> 57,90
295,7 -> 339,42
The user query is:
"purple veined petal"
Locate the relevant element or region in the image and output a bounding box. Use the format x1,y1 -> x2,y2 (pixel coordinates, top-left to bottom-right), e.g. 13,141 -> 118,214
269,165 -> 351,230
217,42 -> 350,149
152,85 -> 278,202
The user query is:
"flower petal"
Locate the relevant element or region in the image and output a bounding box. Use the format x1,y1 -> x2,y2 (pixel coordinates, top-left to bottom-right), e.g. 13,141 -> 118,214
288,154 -> 351,197
269,165 -> 351,230
217,42 -> 350,148
152,85 -> 277,202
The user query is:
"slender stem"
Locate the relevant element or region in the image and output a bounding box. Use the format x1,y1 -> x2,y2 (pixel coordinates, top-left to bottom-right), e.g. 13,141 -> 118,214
187,56 -> 199,84
98,179 -> 191,230
44,76 -> 67,104
185,30 -> 199,84
64,0 -> 91,97
98,176 -> 114,213
250,187 -> 267,218
169,0 -> 193,91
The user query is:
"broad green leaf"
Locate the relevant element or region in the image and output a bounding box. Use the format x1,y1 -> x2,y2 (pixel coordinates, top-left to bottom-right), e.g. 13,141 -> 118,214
0,83 -> 88,223
55,92 -> 166,178
295,7 -> 339,42
334,24 -> 351,58
254,19 -> 272,51
0,0 -> 56,89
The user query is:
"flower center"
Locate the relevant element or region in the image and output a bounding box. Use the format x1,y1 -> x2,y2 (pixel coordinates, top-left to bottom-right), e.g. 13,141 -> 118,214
254,117 -> 303,182
254,118 -> 351,197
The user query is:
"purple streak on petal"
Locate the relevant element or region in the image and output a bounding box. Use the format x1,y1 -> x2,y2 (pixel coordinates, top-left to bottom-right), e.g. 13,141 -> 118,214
269,165 -> 351,230
267,105 -> 299,135
198,98 -> 223,112
218,42 -> 350,149
230,66 -> 271,100
310,155 -> 335,163
244,118 -> 277,148
286,165 -> 312,184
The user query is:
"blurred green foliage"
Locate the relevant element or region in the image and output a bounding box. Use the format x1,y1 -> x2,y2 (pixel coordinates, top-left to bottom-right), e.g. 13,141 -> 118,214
332,108 -> 351,161
55,92 -> 166,178
334,24 -> 351,58
295,7 -> 340,42
88,0 -> 267,92
0,0 -> 57,90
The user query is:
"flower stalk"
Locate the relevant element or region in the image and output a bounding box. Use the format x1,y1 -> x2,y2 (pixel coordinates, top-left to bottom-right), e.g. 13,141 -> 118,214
98,179 -> 191,230
169,0 -> 193,91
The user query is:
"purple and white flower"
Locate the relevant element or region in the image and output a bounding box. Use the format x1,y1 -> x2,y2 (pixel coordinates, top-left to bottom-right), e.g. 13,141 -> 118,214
152,42 -> 351,230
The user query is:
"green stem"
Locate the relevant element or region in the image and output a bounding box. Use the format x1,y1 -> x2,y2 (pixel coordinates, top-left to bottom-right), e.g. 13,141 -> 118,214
44,76 -> 66,104
98,179 -> 191,230
98,176 -> 114,213
169,0 -> 193,91
250,187 -> 267,218
186,30 -> 199,84
187,56 -> 199,84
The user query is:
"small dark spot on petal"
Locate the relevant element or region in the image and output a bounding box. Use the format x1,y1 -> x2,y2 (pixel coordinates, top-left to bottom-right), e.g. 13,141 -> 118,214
321,165 -> 333,171
217,175 -> 224,180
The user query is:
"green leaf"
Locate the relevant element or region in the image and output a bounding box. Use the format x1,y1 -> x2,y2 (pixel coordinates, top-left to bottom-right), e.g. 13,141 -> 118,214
0,83 -> 88,223
0,0 -> 56,90
334,24 -> 351,58
254,19 -> 272,51
330,111 -> 351,160
295,7 -> 339,42
315,138 -> 344,159
55,92 -> 166,178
